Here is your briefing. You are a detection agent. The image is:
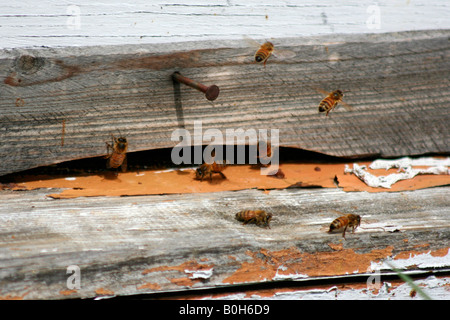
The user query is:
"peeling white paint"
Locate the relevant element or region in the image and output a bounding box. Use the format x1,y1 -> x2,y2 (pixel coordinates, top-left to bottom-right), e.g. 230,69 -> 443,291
344,158 -> 449,189
207,276 -> 450,300
369,249 -> 450,272
360,222 -> 402,233
369,157 -> 450,170
154,167 -> 196,174
273,266 -> 309,281
185,268 -> 214,280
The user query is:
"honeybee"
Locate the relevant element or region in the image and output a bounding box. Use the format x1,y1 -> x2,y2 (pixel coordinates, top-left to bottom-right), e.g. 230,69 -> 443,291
254,41 -> 275,67
316,88 -> 353,116
195,162 -> 227,181
257,140 -> 273,167
255,140 -> 285,178
105,135 -> 128,172
328,213 -> 361,239
244,36 -> 295,67
235,210 -> 273,229
195,149 -> 228,181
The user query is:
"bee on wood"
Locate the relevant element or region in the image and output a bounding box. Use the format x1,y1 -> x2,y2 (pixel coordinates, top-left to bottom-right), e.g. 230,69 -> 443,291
195,149 -> 228,181
105,135 -> 128,172
316,88 -> 353,116
244,36 -> 295,67
254,140 -> 285,178
257,140 -> 273,167
328,213 -> 361,239
195,162 -> 227,181
235,210 -> 273,229
254,41 -> 275,67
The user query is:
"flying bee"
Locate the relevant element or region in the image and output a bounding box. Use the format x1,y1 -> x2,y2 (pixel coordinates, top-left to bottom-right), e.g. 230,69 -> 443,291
328,213 -> 361,239
316,88 -> 353,116
243,36 -> 295,67
105,134 -> 128,172
235,210 -> 273,229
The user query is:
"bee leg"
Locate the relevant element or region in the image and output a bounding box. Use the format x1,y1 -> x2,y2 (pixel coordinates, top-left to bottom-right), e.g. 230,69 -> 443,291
104,142 -> 113,159
245,218 -> 256,225
342,225 -> 348,239
120,156 -> 127,173
218,172 -> 227,179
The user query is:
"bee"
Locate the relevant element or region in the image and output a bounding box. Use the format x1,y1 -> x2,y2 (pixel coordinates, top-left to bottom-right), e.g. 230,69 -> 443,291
316,88 -> 353,116
195,162 -> 227,181
256,140 -> 285,178
235,210 -> 273,229
195,149 -> 228,181
328,213 -> 361,239
105,135 -> 128,172
243,36 -> 295,67
257,140 -> 273,167
254,41 -> 275,67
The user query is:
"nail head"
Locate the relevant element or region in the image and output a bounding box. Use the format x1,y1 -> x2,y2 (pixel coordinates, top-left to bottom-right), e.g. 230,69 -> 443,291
205,85 -> 220,101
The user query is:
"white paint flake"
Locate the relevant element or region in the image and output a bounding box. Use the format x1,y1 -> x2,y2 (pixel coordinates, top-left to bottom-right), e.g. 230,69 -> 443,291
344,157 -> 449,189
185,268 -> 214,280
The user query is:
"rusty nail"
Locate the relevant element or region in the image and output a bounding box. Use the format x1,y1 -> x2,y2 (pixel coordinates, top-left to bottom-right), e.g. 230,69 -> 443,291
172,72 -> 219,101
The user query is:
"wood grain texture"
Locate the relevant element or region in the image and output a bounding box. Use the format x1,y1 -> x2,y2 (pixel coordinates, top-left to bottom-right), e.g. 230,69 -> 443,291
1,30 -> 449,177
0,186 -> 448,299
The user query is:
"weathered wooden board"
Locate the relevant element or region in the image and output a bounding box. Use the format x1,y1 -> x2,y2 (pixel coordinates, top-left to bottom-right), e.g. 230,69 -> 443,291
1,30 -> 449,177
0,186 -> 449,300
1,0 -> 449,49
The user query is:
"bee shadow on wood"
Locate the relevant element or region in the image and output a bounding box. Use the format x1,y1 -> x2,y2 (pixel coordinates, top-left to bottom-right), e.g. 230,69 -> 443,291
100,170 -> 122,181
194,173 -> 228,185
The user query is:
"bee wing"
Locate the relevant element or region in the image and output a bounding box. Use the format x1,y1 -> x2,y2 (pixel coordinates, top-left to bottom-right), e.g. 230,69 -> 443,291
331,209 -> 347,216
272,48 -> 296,60
339,100 -> 354,111
242,35 -> 262,49
314,87 -> 330,96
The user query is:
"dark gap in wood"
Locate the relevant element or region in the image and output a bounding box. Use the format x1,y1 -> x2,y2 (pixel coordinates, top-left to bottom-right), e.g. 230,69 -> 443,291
0,146 -> 446,182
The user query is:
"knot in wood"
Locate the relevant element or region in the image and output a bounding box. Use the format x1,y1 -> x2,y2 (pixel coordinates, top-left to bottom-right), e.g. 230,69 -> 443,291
15,55 -> 45,74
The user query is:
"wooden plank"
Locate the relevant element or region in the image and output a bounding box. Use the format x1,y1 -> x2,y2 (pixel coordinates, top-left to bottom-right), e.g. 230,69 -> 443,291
1,30 -> 449,177
1,1 -> 449,49
0,186 -> 448,299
